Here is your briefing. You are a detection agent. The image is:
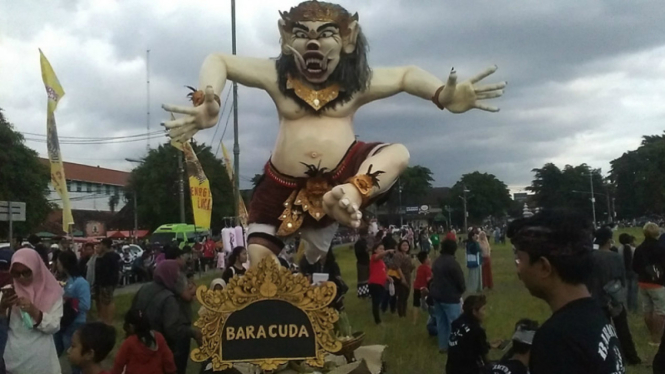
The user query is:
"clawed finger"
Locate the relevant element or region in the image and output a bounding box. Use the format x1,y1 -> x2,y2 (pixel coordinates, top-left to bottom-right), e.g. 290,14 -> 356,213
162,104 -> 198,115
175,128 -> 197,143
470,65 -> 498,84
163,116 -> 194,129
474,102 -> 500,112
346,203 -> 356,214
332,188 -> 345,200
476,90 -> 503,100
475,82 -> 506,93
339,198 -> 350,209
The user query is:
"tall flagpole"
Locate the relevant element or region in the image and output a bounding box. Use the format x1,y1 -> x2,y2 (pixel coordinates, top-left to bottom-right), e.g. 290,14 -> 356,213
231,0 -> 240,220
146,49 -> 151,152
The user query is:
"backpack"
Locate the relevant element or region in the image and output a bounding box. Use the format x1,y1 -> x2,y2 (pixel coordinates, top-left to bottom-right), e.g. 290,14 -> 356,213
60,298 -> 79,329
602,279 -> 626,317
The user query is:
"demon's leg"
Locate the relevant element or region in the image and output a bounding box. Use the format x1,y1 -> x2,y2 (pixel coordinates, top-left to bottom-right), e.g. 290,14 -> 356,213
323,143 -> 410,227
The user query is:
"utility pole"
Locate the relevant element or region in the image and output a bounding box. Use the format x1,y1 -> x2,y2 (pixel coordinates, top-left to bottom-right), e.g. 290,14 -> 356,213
178,153 -> 186,223
125,158 -> 143,237
133,191 -> 138,240
231,0 -> 240,218
445,205 -> 452,230
589,172 -> 597,228
398,178 -> 403,227
146,49 -> 150,152
459,186 -> 470,233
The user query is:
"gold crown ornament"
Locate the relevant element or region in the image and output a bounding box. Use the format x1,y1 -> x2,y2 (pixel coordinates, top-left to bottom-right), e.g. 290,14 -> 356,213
279,1 -> 358,36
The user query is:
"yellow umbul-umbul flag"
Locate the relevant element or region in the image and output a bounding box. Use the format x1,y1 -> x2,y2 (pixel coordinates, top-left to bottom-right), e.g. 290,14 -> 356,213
170,115 -> 212,229
39,49 -> 74,233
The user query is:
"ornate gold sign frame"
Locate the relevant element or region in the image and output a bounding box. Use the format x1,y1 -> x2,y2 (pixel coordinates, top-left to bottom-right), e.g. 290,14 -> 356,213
191,258 -> 343,371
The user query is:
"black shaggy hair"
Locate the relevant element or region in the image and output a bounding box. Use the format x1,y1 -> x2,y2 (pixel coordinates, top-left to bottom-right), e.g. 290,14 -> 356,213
275,29 -> 371,113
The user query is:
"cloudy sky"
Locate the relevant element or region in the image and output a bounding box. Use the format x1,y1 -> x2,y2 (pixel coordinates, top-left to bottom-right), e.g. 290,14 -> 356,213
2,0 -> 664,192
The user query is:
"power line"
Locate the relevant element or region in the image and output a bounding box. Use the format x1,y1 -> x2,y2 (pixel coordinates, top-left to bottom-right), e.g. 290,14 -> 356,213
24,133 -> 165,145
215,97 -> 234,157
206,86 -> 232,152
21,130 -> 164,141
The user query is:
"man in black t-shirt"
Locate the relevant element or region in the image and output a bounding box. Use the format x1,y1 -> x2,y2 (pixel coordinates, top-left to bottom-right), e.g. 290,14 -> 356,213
507,210 -> 625,374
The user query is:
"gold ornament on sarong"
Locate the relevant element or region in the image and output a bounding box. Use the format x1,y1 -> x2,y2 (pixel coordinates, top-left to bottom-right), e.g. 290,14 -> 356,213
286,76 -> 340,111
277,163 -> 333,237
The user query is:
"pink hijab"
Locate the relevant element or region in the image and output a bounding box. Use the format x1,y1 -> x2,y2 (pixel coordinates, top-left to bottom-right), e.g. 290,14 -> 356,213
11,248 -> 63,312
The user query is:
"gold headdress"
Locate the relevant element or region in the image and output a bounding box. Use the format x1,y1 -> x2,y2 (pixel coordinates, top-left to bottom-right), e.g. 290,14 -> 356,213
279,1 -> 358,36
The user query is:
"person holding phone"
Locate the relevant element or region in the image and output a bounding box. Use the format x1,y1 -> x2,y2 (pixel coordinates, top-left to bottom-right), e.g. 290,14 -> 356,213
0,249 -> 14,372
1,248 -> 64,374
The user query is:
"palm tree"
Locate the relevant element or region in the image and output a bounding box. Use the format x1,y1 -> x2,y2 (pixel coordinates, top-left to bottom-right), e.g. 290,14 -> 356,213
108,193 -> 119,213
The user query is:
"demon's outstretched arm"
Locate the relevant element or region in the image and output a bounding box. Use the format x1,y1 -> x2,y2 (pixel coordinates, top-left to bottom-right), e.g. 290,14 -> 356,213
162,54 -> 277,142
358,65 -> 506,113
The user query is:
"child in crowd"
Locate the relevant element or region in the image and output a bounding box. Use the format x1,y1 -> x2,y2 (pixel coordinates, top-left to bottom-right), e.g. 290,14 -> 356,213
488,319 -> 539,374
110,309 -> 177,374
446,294 -> 503,374
67,322 -> 117,374
412,251 -> 432,324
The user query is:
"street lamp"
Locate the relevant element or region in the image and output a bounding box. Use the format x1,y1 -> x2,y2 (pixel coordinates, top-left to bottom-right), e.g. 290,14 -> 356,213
572,189 -> 613,227
398,178 -> 403,227
444,205 -> 452,230
459,187 -> 471,233
124,158 -> 142,240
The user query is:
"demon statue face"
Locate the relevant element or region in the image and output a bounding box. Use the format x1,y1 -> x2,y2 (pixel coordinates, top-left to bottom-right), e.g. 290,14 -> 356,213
276,1 -> 371,111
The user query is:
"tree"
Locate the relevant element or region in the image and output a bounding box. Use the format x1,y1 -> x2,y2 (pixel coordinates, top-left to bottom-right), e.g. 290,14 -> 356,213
442,172 -> 512,225
126,141 -> 234,231
250,174 -> 263,189
0,109 -> 52,237
398,165 -> 435,205
108,193 -> 119,213
527,163 -> 609,220
610,133 -> 665,219
382,165 -> 434,214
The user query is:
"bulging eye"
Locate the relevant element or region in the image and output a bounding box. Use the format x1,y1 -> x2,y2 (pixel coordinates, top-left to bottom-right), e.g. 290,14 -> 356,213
294,31 -> 308,39
320,30 -> 334,38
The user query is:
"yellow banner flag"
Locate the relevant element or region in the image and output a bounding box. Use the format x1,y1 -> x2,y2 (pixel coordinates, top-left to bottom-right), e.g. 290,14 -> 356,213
171,132 -> 212,229
39,49 -> 73,233
221,142 -> 248,227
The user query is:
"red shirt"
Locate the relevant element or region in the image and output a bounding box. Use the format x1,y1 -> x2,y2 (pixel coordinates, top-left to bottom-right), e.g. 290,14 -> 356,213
111,332 -> 177,374
413,264 -> 432,290
368,254 -> 388,285
203,239 -> 216,258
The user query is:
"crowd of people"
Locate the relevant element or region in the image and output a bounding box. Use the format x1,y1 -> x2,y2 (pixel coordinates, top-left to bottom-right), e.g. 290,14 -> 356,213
355,213 -> 665,374
1,212 -> 664,373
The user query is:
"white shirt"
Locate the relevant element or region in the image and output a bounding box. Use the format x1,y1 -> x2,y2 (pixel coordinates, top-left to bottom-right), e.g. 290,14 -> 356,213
4,298 -> 63,374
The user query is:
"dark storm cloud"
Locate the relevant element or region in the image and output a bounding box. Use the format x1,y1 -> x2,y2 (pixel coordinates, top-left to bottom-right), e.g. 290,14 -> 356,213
1,0 -> 664,190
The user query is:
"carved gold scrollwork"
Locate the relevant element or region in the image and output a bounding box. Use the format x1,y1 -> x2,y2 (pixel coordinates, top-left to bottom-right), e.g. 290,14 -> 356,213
191,258 -> 342,372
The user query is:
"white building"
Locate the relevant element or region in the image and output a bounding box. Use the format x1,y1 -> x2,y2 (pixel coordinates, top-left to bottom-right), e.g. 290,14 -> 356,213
40,158 -> 129,212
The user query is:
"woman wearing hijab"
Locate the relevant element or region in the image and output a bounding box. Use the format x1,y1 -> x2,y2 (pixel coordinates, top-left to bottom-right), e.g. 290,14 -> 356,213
479,231 -> 494,290
198,279 -> 226,318
132,260 -> 202,374
1,248 -> 64,374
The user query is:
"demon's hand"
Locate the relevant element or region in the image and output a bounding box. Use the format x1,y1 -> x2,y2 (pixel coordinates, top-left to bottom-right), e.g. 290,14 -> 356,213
436,66 -> 506,114
162,86 -> 221,142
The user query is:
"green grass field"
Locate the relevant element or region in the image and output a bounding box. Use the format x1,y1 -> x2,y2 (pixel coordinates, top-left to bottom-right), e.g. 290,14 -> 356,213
105,227 -> 656,373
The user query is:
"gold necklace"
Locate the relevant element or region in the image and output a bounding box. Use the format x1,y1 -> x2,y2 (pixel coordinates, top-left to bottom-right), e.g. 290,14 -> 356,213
286,75 -> 340,111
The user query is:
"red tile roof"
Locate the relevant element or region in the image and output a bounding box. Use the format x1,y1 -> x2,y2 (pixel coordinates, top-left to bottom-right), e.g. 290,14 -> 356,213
39,158 -> 129,186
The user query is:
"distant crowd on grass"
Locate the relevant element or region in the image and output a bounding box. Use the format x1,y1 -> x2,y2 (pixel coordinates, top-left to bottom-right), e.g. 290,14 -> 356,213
355,212 -> 665,374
